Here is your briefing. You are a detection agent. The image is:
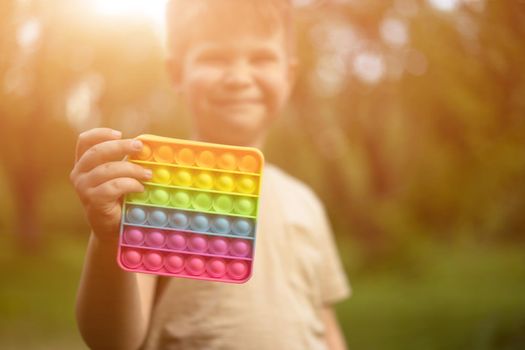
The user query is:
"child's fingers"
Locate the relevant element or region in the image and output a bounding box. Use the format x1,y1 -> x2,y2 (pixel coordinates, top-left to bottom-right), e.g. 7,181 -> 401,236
80,161 -> 152,190
75,128 -> 122,163
75,139 -> 143,174
87,177 -> 144,207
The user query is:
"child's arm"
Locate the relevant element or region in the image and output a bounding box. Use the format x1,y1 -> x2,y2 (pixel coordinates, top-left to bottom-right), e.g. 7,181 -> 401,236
70,128 -> 156,349
323,306 -> 348,350
76,233 -> 157,349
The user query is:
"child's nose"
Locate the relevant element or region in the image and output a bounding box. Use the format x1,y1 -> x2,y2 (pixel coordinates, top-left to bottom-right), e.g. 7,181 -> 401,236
223,60 -> 253,89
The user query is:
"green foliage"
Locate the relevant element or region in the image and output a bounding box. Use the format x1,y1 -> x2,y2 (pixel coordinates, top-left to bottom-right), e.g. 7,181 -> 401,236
265,0 -> 525,254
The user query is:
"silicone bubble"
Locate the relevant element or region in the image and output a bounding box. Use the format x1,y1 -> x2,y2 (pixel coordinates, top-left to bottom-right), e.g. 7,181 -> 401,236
213,195 -> 234,213
168,212 -> 189,229
167,232 -> 187,250
173,169 -> 193,187
210,216 -> 231,234
196,150 -> 216,168
145,230 -> 166,248
190,214 -> 210,232
206,258 -> 226,278
148,209 -> 168,227
208,237 -> 229,255
239,154 -> 258,173
176,147 -> 195,166
170,190 -> 191,208
236,176 -> 256,194
165,254 -> 185,273
192,193 -> 213,211
218,152 -> 237,170
129,188 -> 149,203
143,251 -> 164,271
126,207 -> 147,225
230,239 -> 251,257
188,235 -> 208,253
232,218 -> 253,236
121,249 -> 142,268
136,143 -> 152,161
150,188 -> 170,205
234,197 -> 255,216
186,255 -> 206,275
227,260 -> 249,280
124,228 -> 145,245
153,144 -> 174,163
217,152 -> 237,170
153,167 -> 172,184
215,174 -> 235,192
195,172 -> 213,190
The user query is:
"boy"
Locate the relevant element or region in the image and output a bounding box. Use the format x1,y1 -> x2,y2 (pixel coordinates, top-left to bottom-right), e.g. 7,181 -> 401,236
69,1 -> 350,349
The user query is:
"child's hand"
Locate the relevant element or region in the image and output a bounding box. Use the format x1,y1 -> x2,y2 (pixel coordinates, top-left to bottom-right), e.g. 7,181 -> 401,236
69,128 -> 152,242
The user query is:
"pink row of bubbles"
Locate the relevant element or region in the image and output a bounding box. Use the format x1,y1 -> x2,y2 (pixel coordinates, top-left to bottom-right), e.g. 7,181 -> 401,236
123,227 -> 252,257
121,249 -> 250,280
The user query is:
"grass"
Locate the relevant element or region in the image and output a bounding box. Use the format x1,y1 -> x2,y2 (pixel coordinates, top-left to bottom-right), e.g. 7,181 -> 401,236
336,240 -> 525,350
0,233 -> 87,350
1,232 -> 524,349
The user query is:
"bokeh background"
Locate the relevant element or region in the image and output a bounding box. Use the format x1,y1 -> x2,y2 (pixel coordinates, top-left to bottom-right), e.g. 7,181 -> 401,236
1,0 -> 525,349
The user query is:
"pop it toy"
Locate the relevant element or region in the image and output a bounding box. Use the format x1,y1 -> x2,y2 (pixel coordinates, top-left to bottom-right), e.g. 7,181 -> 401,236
118,134 -> 263,283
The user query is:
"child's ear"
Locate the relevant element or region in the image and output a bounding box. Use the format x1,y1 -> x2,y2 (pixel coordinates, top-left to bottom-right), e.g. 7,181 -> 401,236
166,57 -> 183,91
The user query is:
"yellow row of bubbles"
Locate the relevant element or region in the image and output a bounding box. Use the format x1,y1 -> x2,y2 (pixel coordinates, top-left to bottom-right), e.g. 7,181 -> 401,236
148,166 -> 258,194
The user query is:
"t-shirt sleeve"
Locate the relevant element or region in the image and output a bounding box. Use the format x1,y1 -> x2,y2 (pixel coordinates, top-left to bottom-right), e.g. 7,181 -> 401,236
314,200 -> 352,305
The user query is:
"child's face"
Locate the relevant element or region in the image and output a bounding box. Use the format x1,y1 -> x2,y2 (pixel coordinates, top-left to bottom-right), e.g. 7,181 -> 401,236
170,26 -> 295,147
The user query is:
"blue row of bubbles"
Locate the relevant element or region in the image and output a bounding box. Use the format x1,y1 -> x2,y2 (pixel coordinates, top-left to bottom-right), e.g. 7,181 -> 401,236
125,206 -> 254,236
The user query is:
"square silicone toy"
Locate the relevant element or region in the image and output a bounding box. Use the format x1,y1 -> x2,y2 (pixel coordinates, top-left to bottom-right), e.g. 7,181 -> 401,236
117,134 -> 263,283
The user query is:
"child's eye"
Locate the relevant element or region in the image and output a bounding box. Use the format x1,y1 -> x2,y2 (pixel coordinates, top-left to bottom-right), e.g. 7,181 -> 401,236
251,54 -> 277,65
198,53 -> 228,65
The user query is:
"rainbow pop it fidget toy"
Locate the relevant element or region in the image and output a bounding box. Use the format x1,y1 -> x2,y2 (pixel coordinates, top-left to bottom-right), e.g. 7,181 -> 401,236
118,134 -> 263,283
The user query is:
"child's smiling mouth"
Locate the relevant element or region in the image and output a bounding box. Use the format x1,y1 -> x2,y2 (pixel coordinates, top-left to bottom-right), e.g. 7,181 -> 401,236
211,97 -> 263,108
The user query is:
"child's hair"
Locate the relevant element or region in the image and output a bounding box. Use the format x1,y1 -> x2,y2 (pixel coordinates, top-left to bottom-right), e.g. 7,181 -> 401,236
165,0 -> 295,59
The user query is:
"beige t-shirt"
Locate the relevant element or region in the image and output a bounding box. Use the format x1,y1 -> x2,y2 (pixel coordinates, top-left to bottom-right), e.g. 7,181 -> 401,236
140,164 -> 350,350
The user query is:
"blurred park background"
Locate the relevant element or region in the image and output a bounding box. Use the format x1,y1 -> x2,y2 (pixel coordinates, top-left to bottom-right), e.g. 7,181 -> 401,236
1,0 -> 525,349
